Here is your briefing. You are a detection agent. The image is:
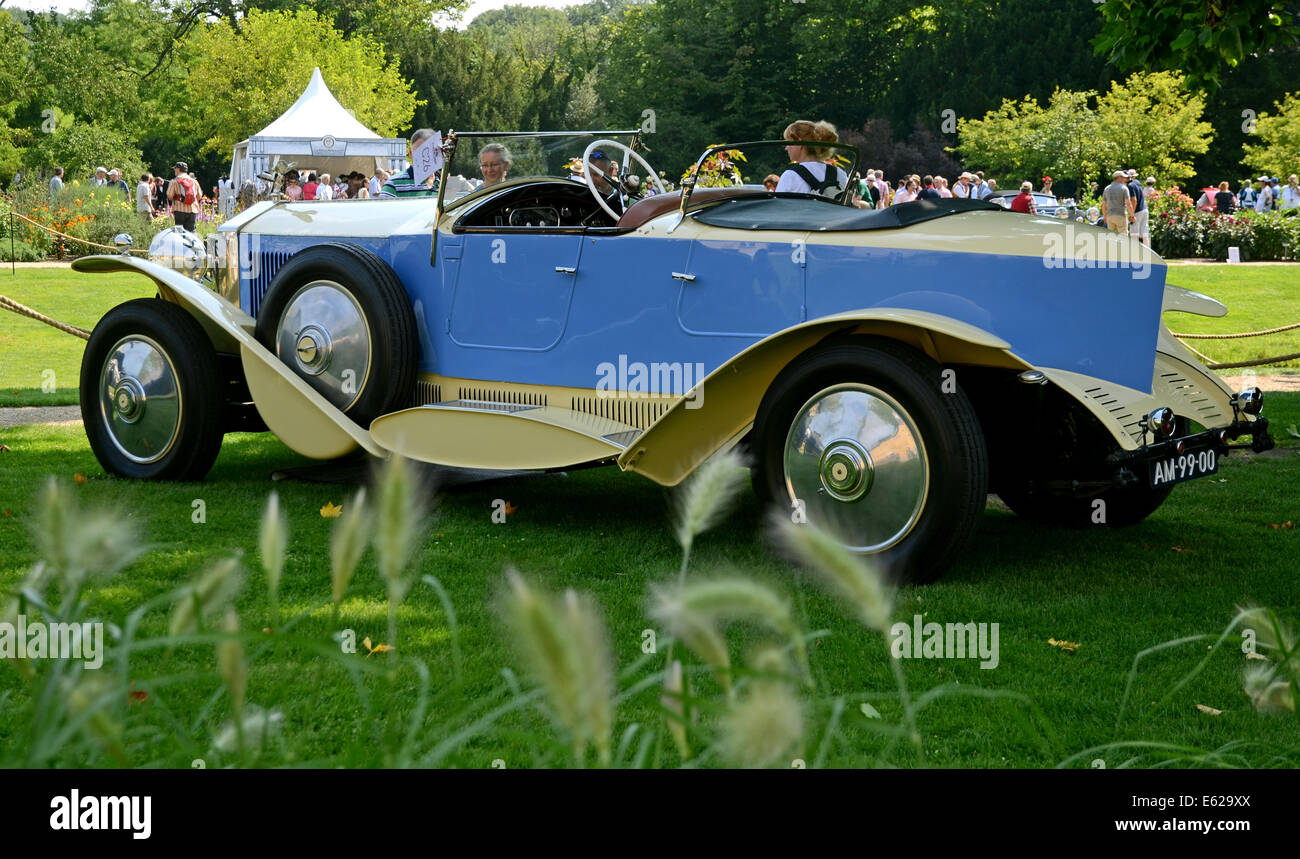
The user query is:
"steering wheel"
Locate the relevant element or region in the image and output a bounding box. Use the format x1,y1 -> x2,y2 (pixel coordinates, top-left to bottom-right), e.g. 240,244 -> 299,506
580,139 -> 666,221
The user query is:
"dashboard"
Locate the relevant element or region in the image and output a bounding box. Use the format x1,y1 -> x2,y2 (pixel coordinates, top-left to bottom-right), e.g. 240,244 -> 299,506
453,180 -> 616,231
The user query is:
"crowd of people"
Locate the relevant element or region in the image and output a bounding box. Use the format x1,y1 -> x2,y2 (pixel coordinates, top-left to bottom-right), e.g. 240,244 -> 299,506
48,119 -> 1300,239
1193,175 -> 1300,214
46,161 -> 219,232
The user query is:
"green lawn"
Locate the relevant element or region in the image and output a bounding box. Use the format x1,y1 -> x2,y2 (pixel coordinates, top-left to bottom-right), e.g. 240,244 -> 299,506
1164,264 -> 1300,370
1,399 -> 1298,768
0,268 -> 153,406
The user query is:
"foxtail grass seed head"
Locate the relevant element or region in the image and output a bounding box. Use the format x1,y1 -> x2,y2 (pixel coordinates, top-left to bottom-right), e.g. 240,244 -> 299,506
62,673 -> 126,764
651,577 -> 807,678
773,514 -> 893,634
501,569 -> 614,765
673,447 -> 748,554
654,600 -> 733,694
34,476 -> 141,591
330,487 -> 369,606
718,682 -> 803,769
216,609 -> 247,716
1243,663 -> 1295,713
662,659 -> 691,759
1,596 -> 34,680
212,706 -> 283,754
170,557 -> 244,638
374,456 -> 422,602
258,492 -> 287,601
748,645 -> 792,679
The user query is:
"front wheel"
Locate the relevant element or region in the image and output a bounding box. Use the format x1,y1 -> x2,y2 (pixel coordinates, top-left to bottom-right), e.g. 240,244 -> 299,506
80,298 -> 224,480
752,338 -> 988,584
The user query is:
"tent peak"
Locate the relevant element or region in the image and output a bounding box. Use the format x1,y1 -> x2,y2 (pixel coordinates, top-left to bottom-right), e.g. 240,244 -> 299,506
252,67 -> 380,141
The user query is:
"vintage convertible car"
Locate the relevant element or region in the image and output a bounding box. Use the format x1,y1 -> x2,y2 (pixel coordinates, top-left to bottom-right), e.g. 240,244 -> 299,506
74,130 -> 1273,583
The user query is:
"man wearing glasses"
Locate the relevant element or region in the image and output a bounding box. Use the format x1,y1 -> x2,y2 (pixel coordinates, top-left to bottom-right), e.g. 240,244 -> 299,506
478,143 -> 511,188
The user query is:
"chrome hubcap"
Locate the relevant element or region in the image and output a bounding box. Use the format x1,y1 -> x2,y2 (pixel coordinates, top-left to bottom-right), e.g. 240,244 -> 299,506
784,383 -> 929,553
293,325 -> 333,376
275,280 -> 370,410
99,335 -> 182,464
820,440 -> 873,501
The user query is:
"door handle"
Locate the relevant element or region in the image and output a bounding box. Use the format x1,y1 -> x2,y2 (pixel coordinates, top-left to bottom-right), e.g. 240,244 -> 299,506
555,266 -> 577,274
671,272 -> 696,282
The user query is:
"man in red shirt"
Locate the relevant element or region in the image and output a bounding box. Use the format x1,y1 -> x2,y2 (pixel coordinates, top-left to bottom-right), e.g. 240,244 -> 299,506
1009,181 -> 1037,214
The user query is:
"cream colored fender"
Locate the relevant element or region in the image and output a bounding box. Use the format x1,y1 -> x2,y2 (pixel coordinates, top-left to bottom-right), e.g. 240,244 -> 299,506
73,255 -> 385,460
618,308 -> 1030,486
1162,283 -> 1228,317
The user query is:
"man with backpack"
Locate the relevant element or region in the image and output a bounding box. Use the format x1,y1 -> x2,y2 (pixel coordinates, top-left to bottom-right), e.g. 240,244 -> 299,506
1237,178 -> 1257,211
168,161 -> 201,232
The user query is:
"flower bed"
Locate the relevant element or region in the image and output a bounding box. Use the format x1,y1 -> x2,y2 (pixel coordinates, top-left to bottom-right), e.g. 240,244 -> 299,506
1148,186 -> 1300,260
2,181 -> 224,261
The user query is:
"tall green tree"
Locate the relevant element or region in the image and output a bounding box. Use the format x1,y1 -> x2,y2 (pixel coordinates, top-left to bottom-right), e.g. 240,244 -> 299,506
1094,71 -> 1213,182
1243,91 -> 1300,176
1092,0 -> 1300,92
179,8 -> 420,157
957,71 -> 1213,190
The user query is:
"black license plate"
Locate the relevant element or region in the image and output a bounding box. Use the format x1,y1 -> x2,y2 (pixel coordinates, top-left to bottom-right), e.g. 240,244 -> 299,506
1149,448 -> 1219,488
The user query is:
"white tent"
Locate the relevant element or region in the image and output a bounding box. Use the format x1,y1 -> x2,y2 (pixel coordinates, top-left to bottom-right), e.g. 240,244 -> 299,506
226,67 -> 408,212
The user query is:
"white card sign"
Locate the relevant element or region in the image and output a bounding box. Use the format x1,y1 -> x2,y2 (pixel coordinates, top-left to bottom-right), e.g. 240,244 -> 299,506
411,132 -> 444,186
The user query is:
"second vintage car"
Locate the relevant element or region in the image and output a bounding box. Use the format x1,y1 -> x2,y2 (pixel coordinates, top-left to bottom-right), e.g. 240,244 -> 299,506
74,130 -> 1272,583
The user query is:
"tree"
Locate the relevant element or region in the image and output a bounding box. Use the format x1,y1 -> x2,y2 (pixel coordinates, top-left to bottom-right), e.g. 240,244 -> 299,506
955,90 -> 1099,190
1092,0 -> 1300,92
1094,71 -> 1213,182
957,71 -> 1213,192
1243,91 -> 1300,176
564,69 -> 602,129
179,8 -> 420,157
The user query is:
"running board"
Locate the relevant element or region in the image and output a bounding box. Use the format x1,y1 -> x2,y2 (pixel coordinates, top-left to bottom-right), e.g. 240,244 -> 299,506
369,400 -> 642,469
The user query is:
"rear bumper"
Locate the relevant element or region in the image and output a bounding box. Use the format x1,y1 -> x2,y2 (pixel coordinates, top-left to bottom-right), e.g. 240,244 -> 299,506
1104,417 -> 1274,489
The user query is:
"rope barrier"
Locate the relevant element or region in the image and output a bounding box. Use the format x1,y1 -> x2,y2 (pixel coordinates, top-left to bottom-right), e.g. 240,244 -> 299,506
0,294 -> 90,340
1204,353 -> 1300,370
1171,321 -> 1300,339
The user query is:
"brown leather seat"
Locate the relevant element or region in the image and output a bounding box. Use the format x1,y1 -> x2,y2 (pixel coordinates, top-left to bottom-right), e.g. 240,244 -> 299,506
617,187 -> 759,229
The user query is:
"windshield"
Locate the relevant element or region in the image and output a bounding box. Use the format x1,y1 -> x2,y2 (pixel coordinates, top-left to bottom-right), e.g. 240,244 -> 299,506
439,130 -> 648,208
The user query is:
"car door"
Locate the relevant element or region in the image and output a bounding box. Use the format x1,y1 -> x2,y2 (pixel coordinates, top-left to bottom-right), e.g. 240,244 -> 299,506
674,233 -> 808,337
449,230 -> 584,351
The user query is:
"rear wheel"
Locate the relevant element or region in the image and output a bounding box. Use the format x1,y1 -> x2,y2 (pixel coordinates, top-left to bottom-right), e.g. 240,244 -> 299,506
752,338 -> 988,584
80,298 -> 224,481
255,243 -> 417,428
